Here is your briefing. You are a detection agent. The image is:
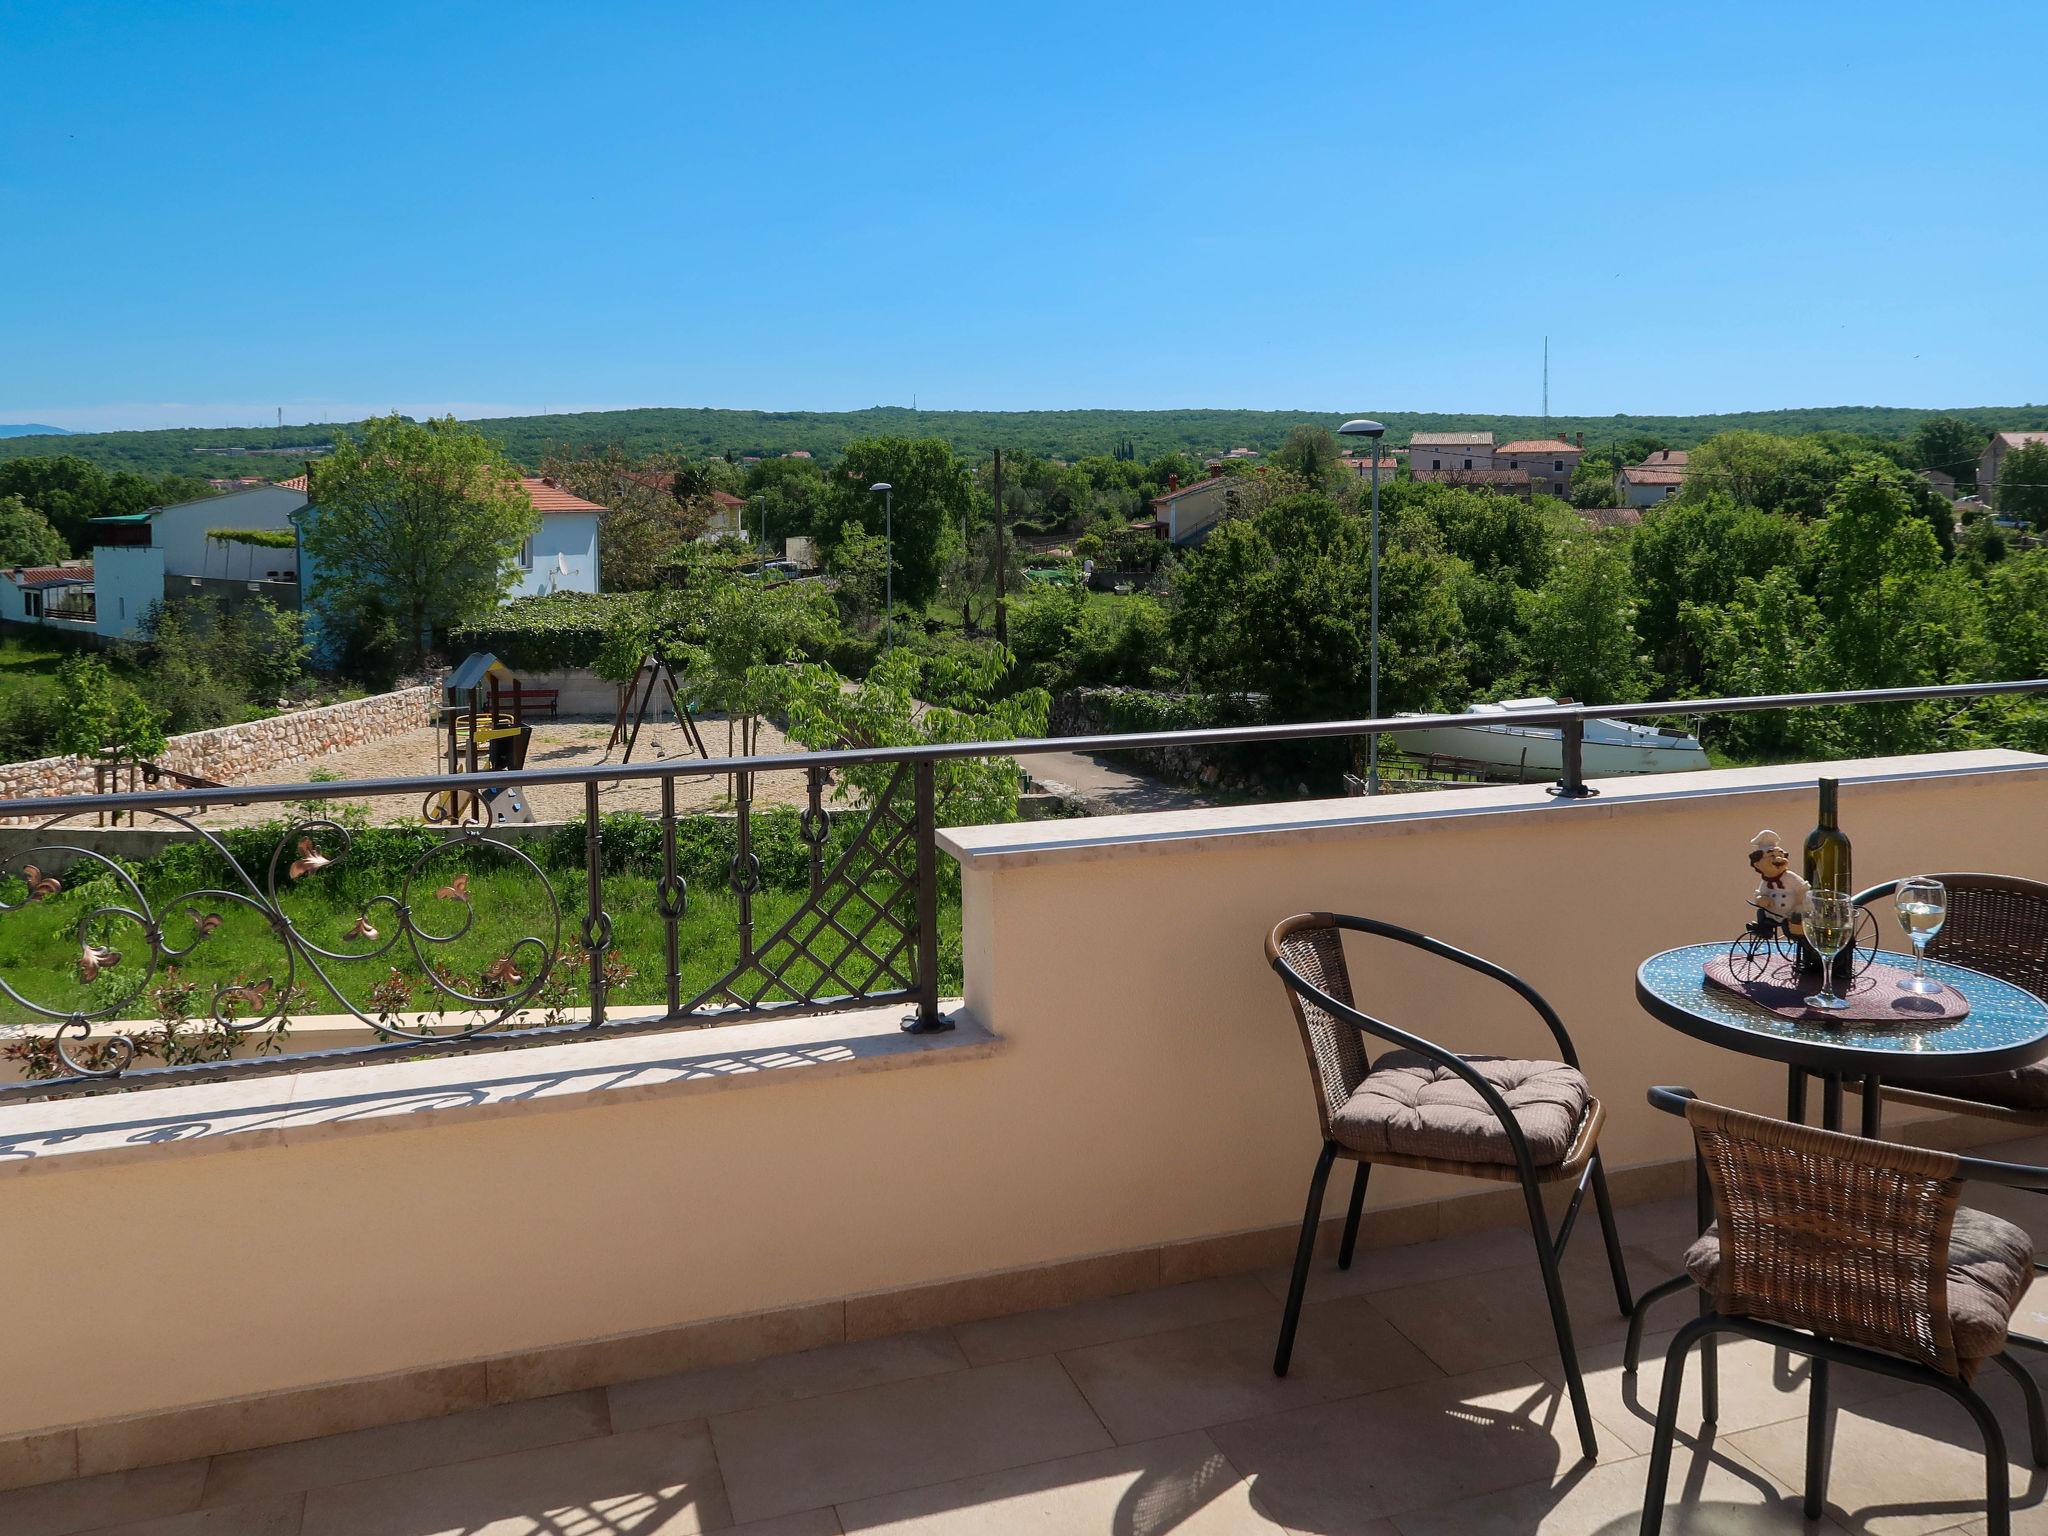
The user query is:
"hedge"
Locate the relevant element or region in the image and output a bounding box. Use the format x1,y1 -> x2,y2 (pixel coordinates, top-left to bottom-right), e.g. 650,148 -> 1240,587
206,527 -> 297,549
448,590 -> 632,672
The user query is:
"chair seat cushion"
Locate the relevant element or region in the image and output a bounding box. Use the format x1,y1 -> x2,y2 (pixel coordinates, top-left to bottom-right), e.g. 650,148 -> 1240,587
1888,1061 -> 2048,1112
1684,1207 -> 2035,1363
1331,1051 -> 1591,1168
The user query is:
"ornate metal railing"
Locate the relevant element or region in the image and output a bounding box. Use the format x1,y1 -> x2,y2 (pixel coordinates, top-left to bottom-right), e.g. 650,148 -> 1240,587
0,677 -> 2040,1103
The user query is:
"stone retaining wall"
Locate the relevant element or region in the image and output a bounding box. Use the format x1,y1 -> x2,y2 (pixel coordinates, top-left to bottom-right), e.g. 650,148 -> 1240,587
0,686 -> 436,816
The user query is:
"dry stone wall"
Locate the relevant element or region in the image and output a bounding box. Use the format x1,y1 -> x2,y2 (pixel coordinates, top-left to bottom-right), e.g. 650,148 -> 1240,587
0,685 -> 436,815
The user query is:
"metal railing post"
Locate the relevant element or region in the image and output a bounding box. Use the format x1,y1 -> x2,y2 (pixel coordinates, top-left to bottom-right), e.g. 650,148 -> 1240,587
1549,717 -> 1597,799
904,759 -> 948,1034
583,781 -> 608,1024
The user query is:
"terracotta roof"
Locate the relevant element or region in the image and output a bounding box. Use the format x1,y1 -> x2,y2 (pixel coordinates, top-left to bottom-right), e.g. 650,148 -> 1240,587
1409,431 -> 1495,448
1640,449 -> 1688,468
1413,467 -> 1530,485
519,477 -> 607,514
1620,466 -> 1687,486
7,564 -> 92,587
1496,440 -> 1580,455
1148,475 -> 1230,506
276,474 -> 309,492
1577,506 -> 1642,529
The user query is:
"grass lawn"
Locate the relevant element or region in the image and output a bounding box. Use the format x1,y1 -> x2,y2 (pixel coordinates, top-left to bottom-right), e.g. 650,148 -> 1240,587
0,845 -> 962,1032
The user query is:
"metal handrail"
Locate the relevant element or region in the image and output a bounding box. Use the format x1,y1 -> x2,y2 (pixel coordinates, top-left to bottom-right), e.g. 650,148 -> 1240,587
2,678 -> 2042,818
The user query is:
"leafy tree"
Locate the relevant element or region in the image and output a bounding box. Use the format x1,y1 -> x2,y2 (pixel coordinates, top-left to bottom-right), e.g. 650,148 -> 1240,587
0,494 -> 66,567
813,436 -> 969,610
123,597 -> 310,732
776,644 -> 1048,827
1985,552 -> 2048,680
742,455 -> 828,549
1807,463 -> 1958,692
826,525 -> 891,629
1682,431 -> 1840,519
1271,425 -> 1341,488
1569,461 -> 1622,508
1170,492 -> 1465,722
1997,441 -> 2048,531
1630,494 -> 1801,689
1913,415 -> 1985,488
304,415 -> 537,665
1523,535 -> 1645,704
1404,481 -> 1554,587
1682,570 -> 1824,757
0,454 -> 206,553
55,655 -> 165,762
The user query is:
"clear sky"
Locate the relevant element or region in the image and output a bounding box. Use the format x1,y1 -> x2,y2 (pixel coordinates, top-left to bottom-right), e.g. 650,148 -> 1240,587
3,0 -> 2044,431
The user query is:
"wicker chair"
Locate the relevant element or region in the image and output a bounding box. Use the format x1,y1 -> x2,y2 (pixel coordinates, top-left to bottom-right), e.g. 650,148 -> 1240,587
1266,913 -> 1634,1461
1850,874 -> 2048,1121
1638,1088 -> 2048,1536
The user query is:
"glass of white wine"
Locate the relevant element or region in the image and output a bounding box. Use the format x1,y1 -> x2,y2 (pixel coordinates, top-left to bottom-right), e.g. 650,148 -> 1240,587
1804,889 -> 1855,1012
1894,876 -> 1947,996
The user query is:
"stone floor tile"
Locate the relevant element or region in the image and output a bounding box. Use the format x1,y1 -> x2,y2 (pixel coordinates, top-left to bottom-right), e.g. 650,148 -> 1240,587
85,1495 -> 305,1536
1363,1246 -> 1645,1378
1530,1325 -> 1915,1457
1206,1364 -> 1596,1531
202,1390 -> 609,1506
1726,1384 -> 2048,1536
1056,1294 -> 1441,1444
709,1356 -> 1111,1526
0,1459 -> 207,1536
727,1512 -> 842,1535
953,1277 -> 1277,1367
836,1430 -> 1288,1533
1389,1440 -> 1812,1536
299,1421 -> 729,1536
610,1331 -> 966,1433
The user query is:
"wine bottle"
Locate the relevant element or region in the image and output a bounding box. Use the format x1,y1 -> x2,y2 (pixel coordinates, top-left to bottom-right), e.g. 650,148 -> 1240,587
1803,778 -> 1853,984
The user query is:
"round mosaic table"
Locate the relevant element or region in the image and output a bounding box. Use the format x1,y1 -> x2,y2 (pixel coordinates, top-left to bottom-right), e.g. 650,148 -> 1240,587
1636,941 -> 2048,1135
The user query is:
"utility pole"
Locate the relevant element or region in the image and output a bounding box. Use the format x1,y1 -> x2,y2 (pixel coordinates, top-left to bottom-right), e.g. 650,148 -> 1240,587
993,448 -> 1008,652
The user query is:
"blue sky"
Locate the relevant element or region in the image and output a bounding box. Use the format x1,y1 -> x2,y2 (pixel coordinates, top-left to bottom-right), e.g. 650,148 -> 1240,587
3,0 -> 2044,430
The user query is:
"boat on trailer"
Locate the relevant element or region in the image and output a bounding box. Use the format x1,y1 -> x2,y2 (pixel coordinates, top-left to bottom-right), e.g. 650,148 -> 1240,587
1392,697 -> 1708,781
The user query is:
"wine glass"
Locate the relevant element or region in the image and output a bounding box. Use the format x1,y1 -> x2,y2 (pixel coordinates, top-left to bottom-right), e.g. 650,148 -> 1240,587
1894,877 -> 1948,996
1804,889 -> 1855,1012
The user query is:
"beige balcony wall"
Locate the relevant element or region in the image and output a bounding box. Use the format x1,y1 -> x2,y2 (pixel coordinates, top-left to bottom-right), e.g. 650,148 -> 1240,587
0,750 -> 2041,1449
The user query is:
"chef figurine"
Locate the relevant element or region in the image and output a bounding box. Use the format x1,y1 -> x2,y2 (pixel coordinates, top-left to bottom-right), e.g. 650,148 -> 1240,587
1747,829 -> 1811,940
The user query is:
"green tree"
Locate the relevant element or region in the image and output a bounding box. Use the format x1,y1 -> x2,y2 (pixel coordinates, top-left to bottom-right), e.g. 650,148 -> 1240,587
1986,552 -> 2048,680
1271,425 -> 1341,488
742,455 -> 828,549
1913,415 -> 1985,488
0,454 -> 207,553
537,447 -> 709,590
813,437 -> 969,610
304,415 -> 538,665
1682,431 -> 1840,519
1629,494 -> 1801,688
1523,534 -> 1645,704
1997,441 -> 2048,531
55,655 -> 165,762
826,525 -> 891,629
1170,492 -> 1465,721
0,494 -> 66,567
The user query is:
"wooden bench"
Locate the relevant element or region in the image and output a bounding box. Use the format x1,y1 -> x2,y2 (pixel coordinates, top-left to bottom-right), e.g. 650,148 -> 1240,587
505,687 -> 559,720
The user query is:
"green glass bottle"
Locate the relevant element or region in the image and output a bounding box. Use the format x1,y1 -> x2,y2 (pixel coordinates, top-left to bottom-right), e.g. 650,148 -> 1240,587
1803,778 -> 1853,984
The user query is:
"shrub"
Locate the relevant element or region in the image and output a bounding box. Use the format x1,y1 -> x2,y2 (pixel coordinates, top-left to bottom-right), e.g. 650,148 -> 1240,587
449,591 -> 636,673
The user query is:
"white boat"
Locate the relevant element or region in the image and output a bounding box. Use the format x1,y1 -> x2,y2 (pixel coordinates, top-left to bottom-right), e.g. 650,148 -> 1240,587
1392,698 -> 1708,781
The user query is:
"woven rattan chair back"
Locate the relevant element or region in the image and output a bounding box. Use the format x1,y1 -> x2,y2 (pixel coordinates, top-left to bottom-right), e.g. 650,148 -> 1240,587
1268,914 -> 1372,1140
1685,1098 -> 1965,1376
1916,875 -> 2048,1002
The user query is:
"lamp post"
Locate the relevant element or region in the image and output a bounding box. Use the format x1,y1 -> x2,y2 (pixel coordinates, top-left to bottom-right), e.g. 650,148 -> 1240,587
1338,419 -> 1386,791
869,481 -> 894,649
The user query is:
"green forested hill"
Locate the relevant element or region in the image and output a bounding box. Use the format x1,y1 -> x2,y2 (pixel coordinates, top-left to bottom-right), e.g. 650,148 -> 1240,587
5,402 -> 2046,477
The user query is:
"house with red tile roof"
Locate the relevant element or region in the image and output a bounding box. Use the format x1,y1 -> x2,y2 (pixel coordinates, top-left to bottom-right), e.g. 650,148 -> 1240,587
0,561 -> 96,629
1495,435 -> 1584,499
1132,474 -> 1237,545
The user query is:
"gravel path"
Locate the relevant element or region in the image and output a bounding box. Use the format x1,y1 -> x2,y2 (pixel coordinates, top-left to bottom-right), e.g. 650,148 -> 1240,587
192,715 -> 817,827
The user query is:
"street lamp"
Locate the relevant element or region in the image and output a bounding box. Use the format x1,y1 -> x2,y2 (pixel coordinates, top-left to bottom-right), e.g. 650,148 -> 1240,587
869,482 -> 894,649
1338,419 -> 1386,792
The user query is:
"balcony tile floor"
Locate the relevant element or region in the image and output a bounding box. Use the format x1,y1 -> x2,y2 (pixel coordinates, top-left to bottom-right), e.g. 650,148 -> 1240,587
20,1135 -> 2048,1536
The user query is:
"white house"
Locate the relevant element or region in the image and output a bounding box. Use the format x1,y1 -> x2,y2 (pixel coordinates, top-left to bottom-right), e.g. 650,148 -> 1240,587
509,477 -> 604,597
1619,449 -> 1690,508
1134,474 -> 1236,545
1407,432 -> 1495,473
0,562 -> 97,632
87,479 -> 309,639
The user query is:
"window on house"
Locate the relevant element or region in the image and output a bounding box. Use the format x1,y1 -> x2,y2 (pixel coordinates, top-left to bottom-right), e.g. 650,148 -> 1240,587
1463,457 -> 1472,469
23,591 -> 41,618
1431,457 -> 1441,470
519,537 -> 534,569
1554,460 -> 1564,471
1509,459 -> 1519,469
